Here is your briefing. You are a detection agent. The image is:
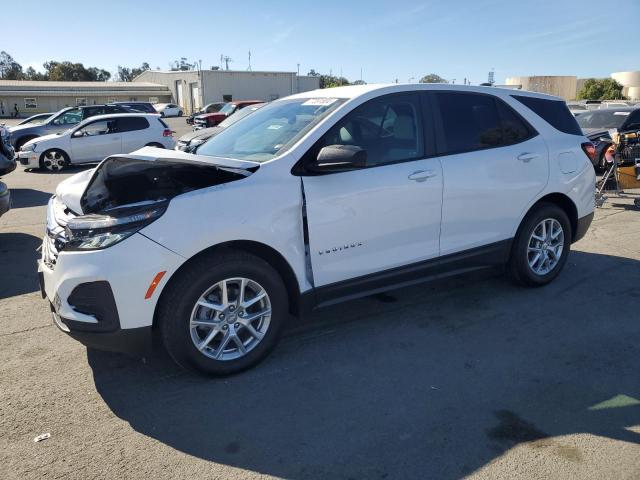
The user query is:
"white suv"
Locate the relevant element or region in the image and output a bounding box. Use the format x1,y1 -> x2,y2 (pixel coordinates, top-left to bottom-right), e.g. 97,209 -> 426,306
39,84 -> 596,375
18,114 -> 175,171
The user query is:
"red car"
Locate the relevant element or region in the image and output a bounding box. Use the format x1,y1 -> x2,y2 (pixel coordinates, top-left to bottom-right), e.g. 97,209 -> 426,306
193,100 -> 263,129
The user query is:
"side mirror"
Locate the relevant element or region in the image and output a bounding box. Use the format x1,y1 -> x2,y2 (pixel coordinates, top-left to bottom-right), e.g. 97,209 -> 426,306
312,145 -> 367,172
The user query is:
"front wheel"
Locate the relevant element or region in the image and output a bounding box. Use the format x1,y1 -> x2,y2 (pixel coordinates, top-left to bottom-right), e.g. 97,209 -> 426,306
39,149 -> 69,172
158,250 -> 289,375
508,203 -> 571,287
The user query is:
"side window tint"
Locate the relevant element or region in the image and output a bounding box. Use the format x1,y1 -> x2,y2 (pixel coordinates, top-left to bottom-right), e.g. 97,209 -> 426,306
496,100 -> 535,144
77,120 -> 116,137
437,92 -> 503,153
512,95 -> 582,135
117,117 -> 149,132
320,93 -> 424,167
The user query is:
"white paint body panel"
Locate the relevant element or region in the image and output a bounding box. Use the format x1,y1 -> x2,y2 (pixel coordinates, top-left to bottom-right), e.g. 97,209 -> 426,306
303,158 -> 443,286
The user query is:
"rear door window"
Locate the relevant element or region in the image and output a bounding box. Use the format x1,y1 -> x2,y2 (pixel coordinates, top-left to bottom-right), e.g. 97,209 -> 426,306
435,92 -> 503,153
434,92 -> 536,155
512,95 -> 582,135
117,117 -> 149,132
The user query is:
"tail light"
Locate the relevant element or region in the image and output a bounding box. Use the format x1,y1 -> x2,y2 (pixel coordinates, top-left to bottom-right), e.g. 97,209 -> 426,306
581,142 -> 596,162
162,129 -> 173,137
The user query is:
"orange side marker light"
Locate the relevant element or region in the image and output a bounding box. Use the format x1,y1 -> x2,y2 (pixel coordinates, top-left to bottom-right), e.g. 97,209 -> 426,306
145,271 -> 166,299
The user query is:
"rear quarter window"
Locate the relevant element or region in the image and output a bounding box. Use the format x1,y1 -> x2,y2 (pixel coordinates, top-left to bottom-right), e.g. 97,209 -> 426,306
117,117 -> 149,132
512,95 -> 582,136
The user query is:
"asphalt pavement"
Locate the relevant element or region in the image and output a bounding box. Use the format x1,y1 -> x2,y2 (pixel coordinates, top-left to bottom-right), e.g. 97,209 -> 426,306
1,116 -> 639,479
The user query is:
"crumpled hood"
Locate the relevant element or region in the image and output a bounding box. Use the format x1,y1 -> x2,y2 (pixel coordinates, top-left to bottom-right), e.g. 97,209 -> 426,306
55,168 -> 95,214
55,147 -> 259,215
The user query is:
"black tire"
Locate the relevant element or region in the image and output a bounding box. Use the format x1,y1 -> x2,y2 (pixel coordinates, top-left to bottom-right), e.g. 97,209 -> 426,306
160,112 -> 165,117
178,110 -> 183,117
145,142 -> 164,148
158,250 -> 289,375
39,149 -> 69,172
508,202 -> 572,287
15,136 -> 36,151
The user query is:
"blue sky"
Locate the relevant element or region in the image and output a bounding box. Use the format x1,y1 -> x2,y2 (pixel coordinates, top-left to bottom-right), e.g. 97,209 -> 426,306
4,0 -> 638,84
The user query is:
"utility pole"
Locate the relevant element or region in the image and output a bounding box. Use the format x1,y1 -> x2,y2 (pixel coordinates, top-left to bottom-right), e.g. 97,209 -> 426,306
297,63 -> 300,76
248,51 -> 252,71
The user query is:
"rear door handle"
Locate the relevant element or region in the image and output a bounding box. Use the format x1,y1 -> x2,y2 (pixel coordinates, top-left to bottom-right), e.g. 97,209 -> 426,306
518,152 -> 539,163
408,170 -> 437,182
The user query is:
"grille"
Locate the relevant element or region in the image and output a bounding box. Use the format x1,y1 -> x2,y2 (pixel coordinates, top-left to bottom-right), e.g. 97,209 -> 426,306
43,196 -> 75,268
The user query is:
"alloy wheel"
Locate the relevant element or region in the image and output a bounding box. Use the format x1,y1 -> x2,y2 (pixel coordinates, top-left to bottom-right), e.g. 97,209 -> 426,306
527,218 -> 564,275
189,277 -> 272,361
43,151 -> 66,171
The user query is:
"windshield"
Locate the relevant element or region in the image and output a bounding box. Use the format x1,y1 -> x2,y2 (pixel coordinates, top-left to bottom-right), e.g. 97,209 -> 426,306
196,98 -> 345,162
576,110 -> 630,130
51,108 -> 82,126
218,104 -> 265,128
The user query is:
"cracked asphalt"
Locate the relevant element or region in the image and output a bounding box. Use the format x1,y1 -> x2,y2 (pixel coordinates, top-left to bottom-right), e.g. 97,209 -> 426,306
1,116 -> 639,479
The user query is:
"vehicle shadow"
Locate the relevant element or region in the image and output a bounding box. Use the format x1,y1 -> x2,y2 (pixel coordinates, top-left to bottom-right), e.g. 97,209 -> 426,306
0,232 -> 41,299
88,251 -> 640,479
8,188 -> 52,209
25,164 -> 94,175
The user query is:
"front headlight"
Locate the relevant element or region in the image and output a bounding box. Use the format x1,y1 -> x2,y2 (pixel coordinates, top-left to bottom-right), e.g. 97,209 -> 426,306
21,142 -> 36,152
64,202 -> 167,251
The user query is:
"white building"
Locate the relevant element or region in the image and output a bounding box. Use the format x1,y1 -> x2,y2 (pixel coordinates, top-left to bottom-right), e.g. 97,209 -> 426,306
134,70 -> 321,114
611,71 -> 640,101
0,80 -> 171,116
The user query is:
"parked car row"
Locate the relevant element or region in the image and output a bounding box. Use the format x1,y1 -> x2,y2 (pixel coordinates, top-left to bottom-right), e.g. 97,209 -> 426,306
176,103 -> 265,152
17,114 -> 175,171
576,106 -> 640,171
192,100 -> 263,129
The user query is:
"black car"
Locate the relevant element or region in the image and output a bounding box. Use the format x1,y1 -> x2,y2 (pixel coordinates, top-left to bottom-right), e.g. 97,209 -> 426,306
577,107 -> 640,170
186,102 -> 226,125
109,101 -> 157,113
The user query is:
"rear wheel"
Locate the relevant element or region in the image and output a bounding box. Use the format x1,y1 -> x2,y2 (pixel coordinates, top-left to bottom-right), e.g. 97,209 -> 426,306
145,142 -> 164,148
39,149 -> 69,172
178,110 -> 183,117
508,203 -> 571,286
158,250 -> 289,375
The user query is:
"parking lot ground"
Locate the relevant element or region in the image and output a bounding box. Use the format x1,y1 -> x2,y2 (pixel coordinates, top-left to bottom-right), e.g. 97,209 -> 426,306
1,130 -> 640,479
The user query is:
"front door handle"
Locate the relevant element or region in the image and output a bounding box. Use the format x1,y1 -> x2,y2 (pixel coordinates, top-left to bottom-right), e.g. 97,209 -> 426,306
518,152 -> 540,163
408,170 -> 437,182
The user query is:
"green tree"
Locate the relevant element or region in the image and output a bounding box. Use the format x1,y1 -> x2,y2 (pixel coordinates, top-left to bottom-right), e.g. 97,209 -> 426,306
577,78 -> 626,100
0,51 -> 24,79
117,62 -> 150,81
43,61 -> 110,81
419,73 -> 447,83
170,58 -> 193,71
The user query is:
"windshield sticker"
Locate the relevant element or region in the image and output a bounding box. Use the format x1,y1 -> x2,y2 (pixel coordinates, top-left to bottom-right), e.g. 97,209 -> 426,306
613,112 -> 630,116
302,98 -> 338,107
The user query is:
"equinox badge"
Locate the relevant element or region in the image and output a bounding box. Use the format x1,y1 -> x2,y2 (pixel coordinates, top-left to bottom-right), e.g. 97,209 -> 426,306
318,242 -> 363,256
